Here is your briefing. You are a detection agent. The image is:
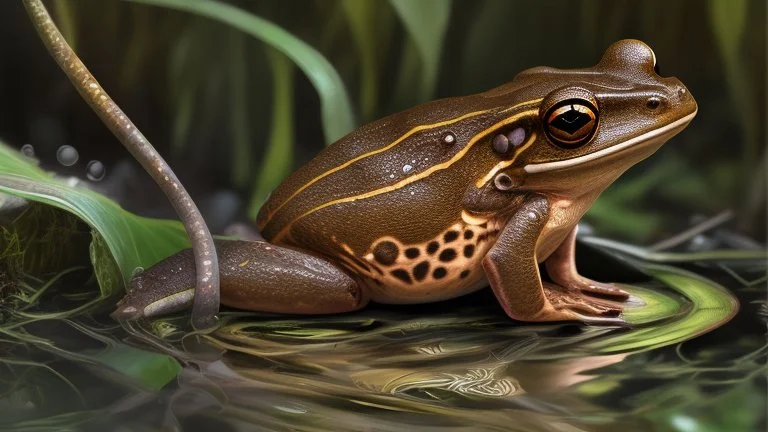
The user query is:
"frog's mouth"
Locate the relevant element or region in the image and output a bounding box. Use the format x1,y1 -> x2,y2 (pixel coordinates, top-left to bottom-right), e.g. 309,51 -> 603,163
522,110 -> 697,174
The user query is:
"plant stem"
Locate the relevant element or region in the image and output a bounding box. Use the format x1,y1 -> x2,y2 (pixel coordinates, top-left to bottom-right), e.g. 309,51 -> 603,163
22,0 -> 219,329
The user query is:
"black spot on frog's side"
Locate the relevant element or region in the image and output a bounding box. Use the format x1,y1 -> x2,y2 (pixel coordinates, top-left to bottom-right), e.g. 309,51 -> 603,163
374,241 -> 399,265
413,261 -> 430,281
391,269 -> 412,284
405,247 -> 420,259
463,244 -> 475,258
432,267 -> 447,279
439,248 -> 457,262
443,231 -> 459,243
427,241 -> 440,255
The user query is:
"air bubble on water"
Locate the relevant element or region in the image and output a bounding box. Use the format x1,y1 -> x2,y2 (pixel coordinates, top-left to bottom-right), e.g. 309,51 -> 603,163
86,160 -> 106,181
56,145 -> 79,166
20,144 -> 35,158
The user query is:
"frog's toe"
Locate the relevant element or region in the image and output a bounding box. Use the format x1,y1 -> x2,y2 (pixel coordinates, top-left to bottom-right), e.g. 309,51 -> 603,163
576,280 -> 630,300
542,283 -> 626,325
569,312 -> 629,327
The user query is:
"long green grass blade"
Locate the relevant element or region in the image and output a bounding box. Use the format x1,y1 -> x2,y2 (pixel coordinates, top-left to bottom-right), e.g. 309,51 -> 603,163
125,0 -> 355,144
249,48 -> 295,218
343,0 -> 392,120
389,0 -> 452,101
707,0 -> 758,196
228,29 -> 251,188
51,0 -> 78,50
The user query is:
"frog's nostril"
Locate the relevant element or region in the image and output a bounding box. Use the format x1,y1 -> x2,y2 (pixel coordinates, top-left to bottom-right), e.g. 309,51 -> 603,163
677,87 -> 686,97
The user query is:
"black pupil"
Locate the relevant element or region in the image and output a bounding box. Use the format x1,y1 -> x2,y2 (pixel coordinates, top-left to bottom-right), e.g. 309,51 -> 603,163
551,105 -> 591,134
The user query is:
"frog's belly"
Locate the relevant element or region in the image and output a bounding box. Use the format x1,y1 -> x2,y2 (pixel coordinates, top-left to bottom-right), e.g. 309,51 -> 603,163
347,219 -> 503,304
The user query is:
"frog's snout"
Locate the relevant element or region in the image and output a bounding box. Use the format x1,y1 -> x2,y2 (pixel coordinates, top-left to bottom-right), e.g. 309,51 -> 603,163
672,82 -> 697,116
656,77 -> 698,120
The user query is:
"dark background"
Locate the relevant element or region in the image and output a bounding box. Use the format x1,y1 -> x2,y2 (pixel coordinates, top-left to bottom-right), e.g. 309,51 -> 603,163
0,0 -> 765,242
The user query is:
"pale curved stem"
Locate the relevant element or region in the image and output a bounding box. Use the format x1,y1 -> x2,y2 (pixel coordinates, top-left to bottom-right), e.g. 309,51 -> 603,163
22,0 -> 219,329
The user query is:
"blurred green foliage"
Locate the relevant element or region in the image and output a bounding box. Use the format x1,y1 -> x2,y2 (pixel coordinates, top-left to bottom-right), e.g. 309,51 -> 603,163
0,3 -> 765,430
0,143 -> 191,293
6,0 -> 765,240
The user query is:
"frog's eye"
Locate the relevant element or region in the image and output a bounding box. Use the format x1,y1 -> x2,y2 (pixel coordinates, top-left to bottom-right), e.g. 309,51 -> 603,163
544,100 -> 599,148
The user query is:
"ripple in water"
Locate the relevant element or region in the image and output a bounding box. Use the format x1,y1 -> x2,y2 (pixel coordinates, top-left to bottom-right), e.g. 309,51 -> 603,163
56,145 -> 79,166
86,160 -> 106,181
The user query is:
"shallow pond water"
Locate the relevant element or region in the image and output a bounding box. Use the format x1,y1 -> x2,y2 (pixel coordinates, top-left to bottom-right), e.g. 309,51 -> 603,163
2,237 -> 763,432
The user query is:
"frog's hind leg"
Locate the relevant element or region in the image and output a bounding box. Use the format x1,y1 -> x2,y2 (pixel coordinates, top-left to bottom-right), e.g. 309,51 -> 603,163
481,195 -> 625,325
545,226 -> 630,300
113,240 -> 368,320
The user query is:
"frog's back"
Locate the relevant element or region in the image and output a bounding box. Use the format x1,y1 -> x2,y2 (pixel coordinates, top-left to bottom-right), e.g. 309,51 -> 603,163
254,66 -> 612,242
255,92 -> 503,240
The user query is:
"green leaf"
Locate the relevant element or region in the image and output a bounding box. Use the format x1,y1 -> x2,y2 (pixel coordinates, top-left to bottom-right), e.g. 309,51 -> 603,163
590,262 -> 739,353
167,19 -> 211,156
708,0 -> 747,62
249,48 -> 296,218
51,0 -> 78,50
389,0 -> 452,101
228,28 -> 252,188
707,0 -> 759,188
342,0 -> 393,120
0,142 -> 190,295
125,0 -> 356,145
78,338 -> 182,391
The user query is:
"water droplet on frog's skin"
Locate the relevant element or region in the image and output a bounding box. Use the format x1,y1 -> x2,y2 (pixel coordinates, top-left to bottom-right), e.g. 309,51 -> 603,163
20,144 -> 35,158
389,173 -> 395,179
56,145 -> 79,166
86,160 -> 106,181
403,164 -> 413,173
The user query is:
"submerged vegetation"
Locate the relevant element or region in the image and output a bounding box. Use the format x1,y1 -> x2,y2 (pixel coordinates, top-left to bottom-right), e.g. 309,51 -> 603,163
0,0 -> 765,430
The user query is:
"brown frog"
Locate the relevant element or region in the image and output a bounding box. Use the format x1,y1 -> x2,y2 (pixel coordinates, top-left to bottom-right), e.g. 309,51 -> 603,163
120,39 -> 696,325
20,3 -> 697,326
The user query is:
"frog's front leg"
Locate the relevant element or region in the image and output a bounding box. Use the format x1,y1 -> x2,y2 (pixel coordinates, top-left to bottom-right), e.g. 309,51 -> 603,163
545,226 -> 630,299
482,195 -> 625,325
112,241 -> 369,320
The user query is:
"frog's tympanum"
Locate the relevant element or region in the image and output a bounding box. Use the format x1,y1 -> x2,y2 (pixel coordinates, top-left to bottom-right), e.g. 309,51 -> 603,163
116,40 -> 697,325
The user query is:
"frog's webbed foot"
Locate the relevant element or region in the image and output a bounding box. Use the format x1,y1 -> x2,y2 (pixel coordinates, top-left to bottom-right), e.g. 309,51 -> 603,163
482,195 -> 628,326
540,282 -> 627,326
545,226 -> 630,301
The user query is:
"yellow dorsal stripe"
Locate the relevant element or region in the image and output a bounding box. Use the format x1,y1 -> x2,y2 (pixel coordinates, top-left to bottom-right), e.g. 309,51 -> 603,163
272,106 -> 541,243
260,109 -> 492,227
